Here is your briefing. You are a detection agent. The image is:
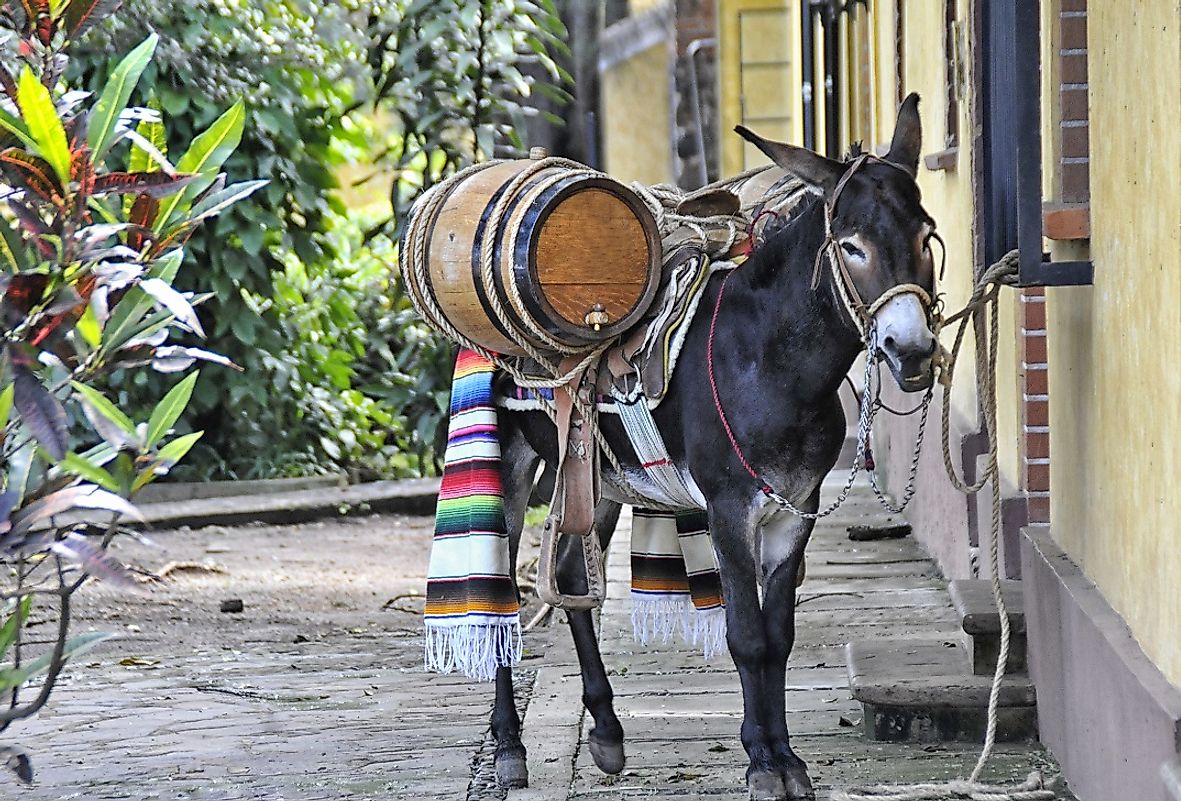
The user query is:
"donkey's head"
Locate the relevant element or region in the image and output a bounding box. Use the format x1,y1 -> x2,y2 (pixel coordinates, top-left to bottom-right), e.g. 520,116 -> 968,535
736,94 -> 938,392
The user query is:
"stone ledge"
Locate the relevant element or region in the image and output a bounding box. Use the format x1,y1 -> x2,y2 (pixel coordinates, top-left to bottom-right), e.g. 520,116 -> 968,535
847,639 -> 1036,709
135,478 -> 441,530
1022,525 -> 1181,801
949,579 -> 1026,635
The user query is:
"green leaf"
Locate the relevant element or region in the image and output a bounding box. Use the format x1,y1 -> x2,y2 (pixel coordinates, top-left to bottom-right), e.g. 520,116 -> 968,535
17,67 -> 71,185
0,596 -> 33,659
154,99 -> 246,232
75,303 -> 101,348
128,95 -> 166,175
61,452 -> 120,493
0,213 -> 31,272
156,430 -> 202,464
184,179 -> 268,225
88,34 -> 159,161
132,430 -> 202,493
0,105 -> 39,153
100,248 -> 183,352
145,371 -> 199,448
0,632 -> 114,691
70,382 -> 136,435
0,383 -> 13,429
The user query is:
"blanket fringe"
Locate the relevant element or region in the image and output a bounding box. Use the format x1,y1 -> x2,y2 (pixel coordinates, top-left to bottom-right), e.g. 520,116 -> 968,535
631,595 -> 726,660
424,620 -> 522,682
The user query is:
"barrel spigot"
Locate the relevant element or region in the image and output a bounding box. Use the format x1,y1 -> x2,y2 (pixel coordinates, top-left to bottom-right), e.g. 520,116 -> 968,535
585,304 -> 610,332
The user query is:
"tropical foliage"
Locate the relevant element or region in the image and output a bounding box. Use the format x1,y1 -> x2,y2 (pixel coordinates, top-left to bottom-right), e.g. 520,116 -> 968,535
0,0 -> 258,776
57,0 -> 568,479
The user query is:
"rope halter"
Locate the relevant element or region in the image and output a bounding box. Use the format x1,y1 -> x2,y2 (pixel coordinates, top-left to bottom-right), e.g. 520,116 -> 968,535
811,154 -> 938,344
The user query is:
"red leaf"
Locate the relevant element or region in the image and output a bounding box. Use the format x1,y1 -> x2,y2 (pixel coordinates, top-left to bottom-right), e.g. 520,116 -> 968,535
63,0 -> 122,38
0,65 -> 18,105
3,273 -> 49,315
0,148 -> 63,201
36,11 -> 53,45
71,145 -> 94,199
93,171 -> 197,199
29,275 -> 95,347
128,193 -> 158,250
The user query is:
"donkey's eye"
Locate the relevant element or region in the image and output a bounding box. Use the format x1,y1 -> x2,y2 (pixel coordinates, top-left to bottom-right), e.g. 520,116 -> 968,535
840,242 -> 866,260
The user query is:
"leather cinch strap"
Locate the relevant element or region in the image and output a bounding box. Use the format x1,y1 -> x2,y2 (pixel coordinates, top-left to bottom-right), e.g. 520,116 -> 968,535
537,357 -> 605,610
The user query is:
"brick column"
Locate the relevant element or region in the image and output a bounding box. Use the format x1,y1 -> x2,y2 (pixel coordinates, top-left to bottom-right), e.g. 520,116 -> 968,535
1019,289 -> 1050,523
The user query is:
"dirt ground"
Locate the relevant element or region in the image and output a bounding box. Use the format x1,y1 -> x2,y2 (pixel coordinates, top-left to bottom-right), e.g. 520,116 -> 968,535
7,513 -> 543,801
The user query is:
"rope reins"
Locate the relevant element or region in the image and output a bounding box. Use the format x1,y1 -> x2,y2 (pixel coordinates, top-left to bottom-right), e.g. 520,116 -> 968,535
812,154 -> 937,343
707,154 -> 940,519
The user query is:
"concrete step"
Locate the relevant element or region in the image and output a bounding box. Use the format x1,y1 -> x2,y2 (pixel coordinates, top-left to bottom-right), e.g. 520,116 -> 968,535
948,579 -> 1027,674
846,637 -> 1037,743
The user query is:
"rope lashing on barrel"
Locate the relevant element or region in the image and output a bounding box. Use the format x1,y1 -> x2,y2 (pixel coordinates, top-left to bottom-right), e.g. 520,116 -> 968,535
402,157 -> 628,474
629,181 -> 747,258
834,250 -> 1056,801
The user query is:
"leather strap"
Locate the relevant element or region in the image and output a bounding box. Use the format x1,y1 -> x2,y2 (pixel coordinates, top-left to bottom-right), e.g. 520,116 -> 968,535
537,357 -> 606,610
552,356 -> 597,537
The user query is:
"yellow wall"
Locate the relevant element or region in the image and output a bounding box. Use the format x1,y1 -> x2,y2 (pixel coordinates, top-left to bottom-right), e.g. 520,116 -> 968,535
881,0 -> 1024,487
718,0 -> 802,174
601,41 -> 674,185
1047,3 -> 1181,685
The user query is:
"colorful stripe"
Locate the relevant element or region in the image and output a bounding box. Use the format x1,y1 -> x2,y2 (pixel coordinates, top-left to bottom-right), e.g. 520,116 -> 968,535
424,350 -> 521,681
630,508 -> 726,658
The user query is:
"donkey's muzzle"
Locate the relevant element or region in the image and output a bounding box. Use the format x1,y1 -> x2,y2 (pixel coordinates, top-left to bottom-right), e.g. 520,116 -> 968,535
882,336 -> 937,392
874,294 -> 937,392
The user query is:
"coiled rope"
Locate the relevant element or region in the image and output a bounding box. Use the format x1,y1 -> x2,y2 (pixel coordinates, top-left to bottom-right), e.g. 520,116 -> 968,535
834,250 -> 1055,801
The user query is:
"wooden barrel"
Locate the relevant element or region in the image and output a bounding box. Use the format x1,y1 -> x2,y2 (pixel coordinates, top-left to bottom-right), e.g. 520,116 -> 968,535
402,155 -> 662,358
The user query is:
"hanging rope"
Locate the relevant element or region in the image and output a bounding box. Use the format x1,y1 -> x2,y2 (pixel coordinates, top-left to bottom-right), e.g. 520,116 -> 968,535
834,250 -> 1055,801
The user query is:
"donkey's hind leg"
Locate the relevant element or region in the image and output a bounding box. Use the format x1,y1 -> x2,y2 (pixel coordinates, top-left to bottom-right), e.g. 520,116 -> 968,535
561,500 -> 627,775
491,422 -> 541,789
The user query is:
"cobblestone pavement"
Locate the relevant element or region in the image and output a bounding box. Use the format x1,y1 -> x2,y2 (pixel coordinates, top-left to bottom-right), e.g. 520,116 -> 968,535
512,480 -> 1071,801
6,483 -> 1069,801
9,514 -> 527,801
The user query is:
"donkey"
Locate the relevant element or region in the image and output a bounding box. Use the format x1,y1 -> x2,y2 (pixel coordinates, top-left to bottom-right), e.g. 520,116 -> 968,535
489,94 -> 938,801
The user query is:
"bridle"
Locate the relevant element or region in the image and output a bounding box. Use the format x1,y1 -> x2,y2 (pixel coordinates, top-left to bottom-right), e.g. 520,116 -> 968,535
810,153 -> 942,344
706,153 -> 942,517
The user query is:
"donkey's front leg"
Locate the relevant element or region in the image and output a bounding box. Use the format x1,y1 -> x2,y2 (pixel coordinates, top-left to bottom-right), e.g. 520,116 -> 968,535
561,500 -> 626,775
758,502 -> 818,801
491,424 -> 540,788
709,501 -> 784,801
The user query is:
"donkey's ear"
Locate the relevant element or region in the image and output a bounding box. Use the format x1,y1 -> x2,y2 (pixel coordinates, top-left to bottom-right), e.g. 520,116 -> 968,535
885,93 -> 922,177
735,126 -> 843,194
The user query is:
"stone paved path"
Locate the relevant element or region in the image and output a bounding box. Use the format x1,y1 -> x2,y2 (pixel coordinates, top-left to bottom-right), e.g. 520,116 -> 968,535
9,514 -> 509,801
5,483 -> 1068,800
512,479 -> 1070,800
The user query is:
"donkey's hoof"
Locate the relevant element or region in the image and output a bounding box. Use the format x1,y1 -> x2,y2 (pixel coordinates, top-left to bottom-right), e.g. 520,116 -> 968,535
782,766 -> 815,800
747,769 -> 787,801
588,735 -> 626,775
494,752 -> 528,789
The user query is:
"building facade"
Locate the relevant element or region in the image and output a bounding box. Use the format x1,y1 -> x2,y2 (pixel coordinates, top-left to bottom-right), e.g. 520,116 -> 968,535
597,1 -> 1181,799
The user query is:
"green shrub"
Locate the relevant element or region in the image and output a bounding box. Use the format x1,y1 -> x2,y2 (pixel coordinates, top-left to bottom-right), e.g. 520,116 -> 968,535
249,212 -> 453,478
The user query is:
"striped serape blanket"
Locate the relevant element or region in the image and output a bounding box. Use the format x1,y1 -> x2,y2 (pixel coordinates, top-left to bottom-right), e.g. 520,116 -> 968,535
630,508 -> 726,658
424,351 -> 728,681
423,350 -> 521,681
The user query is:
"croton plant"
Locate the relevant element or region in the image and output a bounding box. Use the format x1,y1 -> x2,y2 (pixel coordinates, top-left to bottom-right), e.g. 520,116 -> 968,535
0,0 -> 265,779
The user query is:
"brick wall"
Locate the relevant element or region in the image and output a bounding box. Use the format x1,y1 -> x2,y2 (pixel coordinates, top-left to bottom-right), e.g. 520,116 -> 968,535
1058,1 -> 1089,204
1024,1 -> 1089,526
1019,289 -> 1050,524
